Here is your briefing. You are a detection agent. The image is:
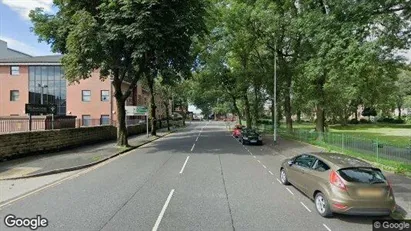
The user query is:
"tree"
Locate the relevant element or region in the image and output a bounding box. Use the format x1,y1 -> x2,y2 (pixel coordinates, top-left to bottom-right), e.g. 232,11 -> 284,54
30,0 -> 207,144
154,78 -> 173,131
394,69 -> 411,119
141,1 -> 207,136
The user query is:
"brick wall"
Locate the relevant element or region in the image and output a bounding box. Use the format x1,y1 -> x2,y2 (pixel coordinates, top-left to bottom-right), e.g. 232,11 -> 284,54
0,126 -> 117,159
0,120 -> 177,160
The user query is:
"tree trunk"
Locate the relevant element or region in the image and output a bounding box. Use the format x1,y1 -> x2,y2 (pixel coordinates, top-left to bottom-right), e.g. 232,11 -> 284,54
231,95 -> 242,125
316,104 -> 325,139
253,86 -> 260,127
284,89 -> 292,131
115,93 -> 128,147
354,110 -> 358,120
243,94 -> 252,128
182,103 -> 187,126
148,81 -> 157,136
277,104 -> 282,128
296,111 -> 301,123
397,105 -> 402,120
165,102 -> 170,131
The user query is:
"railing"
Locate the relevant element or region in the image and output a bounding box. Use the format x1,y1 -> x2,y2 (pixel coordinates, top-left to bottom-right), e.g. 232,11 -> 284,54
256,124 -> 411,164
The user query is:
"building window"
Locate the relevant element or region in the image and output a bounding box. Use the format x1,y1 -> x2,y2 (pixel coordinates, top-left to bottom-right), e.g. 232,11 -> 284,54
82,115 -> 91,126
10,66 -> 20,75
10,90 -> 19,101
29,66 -> 66,115
82,90 -> 91,102
100,115 -> 110,125
101,90 -> 109,102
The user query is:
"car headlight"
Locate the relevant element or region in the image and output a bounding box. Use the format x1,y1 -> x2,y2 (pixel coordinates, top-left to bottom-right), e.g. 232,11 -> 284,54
243,137 -> 249,140
258,136 -> 262,140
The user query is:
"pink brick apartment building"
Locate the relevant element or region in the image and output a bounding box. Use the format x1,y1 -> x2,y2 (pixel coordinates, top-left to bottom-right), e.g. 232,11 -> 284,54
0,54 -> 162,124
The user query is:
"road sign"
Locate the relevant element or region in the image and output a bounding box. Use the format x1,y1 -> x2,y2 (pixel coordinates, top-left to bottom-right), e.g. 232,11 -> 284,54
25,104 -> 57,115
125,106 -> 148,116
136,106 -> 148,115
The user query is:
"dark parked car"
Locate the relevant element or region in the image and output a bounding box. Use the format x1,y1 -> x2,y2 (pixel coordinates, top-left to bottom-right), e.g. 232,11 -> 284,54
280,152 -> 396,217
239,129 -> 262,145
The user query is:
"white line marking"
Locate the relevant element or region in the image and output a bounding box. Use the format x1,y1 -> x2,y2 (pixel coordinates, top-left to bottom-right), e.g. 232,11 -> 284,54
286,188 -> 294,195
268,171 -> 273,175
179,156 -> 190,174
195,136 -> 199,142
276,178 -> 282,184
190,143 -> 195,152
257,160 -> 261,163
262,165 -> 267,169
253,156 -> 256,159
323,224 -> 332,231
300,202 -> 312,212
152,189 -> 175,231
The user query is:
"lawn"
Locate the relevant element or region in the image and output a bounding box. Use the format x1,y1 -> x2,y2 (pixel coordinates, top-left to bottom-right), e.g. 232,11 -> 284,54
329,124 -> 411,147
271,122 -> 411,147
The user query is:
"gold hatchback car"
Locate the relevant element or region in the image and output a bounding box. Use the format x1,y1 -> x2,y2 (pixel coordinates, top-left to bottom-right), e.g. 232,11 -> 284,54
280,152 -> 396,217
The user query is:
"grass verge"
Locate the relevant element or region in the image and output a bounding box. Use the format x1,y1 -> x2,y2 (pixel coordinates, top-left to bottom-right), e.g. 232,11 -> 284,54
279,133 -> 411,175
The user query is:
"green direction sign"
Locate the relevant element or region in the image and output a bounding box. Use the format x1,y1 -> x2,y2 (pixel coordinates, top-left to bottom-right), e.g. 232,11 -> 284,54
136,106 -> 148,115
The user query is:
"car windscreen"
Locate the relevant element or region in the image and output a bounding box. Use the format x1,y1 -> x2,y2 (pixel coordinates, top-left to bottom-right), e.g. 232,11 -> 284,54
337,168 -> 387,184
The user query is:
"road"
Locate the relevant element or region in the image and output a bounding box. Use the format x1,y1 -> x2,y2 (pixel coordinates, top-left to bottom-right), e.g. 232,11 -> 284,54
0,121 -> 384,231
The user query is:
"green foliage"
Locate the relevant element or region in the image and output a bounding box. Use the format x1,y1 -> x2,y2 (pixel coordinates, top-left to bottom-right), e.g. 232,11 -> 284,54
30,0 -> 207,145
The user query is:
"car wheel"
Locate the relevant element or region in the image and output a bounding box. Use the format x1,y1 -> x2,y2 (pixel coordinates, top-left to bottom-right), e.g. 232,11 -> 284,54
315,192 -> 333,217
280,168 -> 290,185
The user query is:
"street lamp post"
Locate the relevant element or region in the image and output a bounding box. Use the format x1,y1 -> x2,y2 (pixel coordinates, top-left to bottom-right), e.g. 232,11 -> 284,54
273,42 -> 277,144
38,83 -> 48,105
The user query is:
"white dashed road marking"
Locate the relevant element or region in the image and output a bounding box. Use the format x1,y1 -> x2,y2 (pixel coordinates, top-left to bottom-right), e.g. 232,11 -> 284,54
286,188 -> 294,195
268,171 -> 273,175
262,165 -> 267,169
179,156 -> 190,174
300,202 -> 312,213
323,224 -> 332,231
190,143 -> 195,152
152,189 -> 175,231
276,178 -> 281,184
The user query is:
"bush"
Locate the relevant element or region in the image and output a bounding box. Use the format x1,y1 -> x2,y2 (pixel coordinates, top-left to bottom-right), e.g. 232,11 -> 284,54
257,119 -> 272,125
377,117 -> 405,124
359,118 -> 370,124
349,119 -> 359,124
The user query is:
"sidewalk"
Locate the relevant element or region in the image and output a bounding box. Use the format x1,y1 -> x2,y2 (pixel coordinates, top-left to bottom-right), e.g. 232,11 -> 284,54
262,135 -> 411,219
0,128 -> 173,180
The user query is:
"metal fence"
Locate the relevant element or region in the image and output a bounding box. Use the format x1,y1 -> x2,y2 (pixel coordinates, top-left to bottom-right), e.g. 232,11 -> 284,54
0,118 -> 148,134
256,124 -> 411,164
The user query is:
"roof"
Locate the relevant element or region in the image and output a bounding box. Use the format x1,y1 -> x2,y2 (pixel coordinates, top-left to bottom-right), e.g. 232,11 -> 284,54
7,48 -> 32,57
310,152 -> 372,169
0,55 -> 63,65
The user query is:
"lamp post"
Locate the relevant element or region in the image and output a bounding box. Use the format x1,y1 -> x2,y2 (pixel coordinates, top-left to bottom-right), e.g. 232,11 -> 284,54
273,42 -> 277,144
38,83 -> 48,105
110,78 -> 113,125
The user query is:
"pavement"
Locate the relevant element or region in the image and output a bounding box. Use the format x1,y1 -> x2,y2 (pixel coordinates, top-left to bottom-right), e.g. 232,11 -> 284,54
0,121 -> 409,231
0,128 -> 173,180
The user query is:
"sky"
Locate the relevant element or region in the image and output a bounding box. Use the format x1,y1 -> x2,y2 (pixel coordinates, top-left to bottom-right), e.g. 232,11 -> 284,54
0,0 -> 55,56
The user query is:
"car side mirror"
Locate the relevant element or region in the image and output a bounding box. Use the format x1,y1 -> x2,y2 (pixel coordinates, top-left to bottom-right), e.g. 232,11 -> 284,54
287,160 -> 294,166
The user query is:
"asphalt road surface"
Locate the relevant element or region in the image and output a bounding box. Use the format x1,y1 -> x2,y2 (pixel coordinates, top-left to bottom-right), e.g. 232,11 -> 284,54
0,121 -> 385,231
